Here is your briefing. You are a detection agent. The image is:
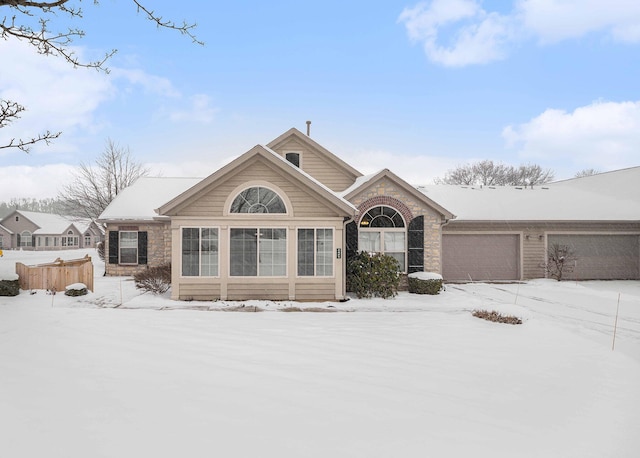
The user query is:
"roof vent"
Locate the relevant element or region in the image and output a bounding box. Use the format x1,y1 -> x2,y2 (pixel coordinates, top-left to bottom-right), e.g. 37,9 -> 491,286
306,120 -> 311,136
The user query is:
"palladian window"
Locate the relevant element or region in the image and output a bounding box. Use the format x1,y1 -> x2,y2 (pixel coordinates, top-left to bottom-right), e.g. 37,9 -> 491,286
230,187 -> 286,214
358,206 -> 406,271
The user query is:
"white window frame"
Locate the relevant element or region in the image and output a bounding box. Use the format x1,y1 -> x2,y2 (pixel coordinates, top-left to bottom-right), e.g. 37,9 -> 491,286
229,227 -> 287,277
297,228 -> 334,277
119,231 -> 138,265
20,231 -> 32,247
180,227 -> 220,277
359,206 -> 407,272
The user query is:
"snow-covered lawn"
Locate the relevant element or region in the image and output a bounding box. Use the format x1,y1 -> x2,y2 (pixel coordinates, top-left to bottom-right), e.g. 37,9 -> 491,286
1,249 -> 639,457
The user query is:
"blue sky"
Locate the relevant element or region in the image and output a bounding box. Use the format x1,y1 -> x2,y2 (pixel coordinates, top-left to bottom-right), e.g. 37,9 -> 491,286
2,0 -> 640,200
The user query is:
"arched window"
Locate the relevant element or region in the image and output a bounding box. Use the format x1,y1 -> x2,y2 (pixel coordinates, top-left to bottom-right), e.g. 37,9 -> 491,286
358,206 -> 406,271
359,206 -> 405,228
20,230 -> 32,247
230,187 -> 286,214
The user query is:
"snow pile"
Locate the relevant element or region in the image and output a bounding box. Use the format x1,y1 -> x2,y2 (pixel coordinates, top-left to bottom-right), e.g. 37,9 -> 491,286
408,271 -> 443,280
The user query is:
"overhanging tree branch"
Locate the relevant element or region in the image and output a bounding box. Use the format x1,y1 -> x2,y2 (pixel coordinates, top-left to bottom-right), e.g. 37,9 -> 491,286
1,0 -> 202,152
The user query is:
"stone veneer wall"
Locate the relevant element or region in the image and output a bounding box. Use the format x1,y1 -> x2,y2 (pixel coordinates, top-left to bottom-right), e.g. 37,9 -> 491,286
104,221 -> 172,276
348,180 -> 444,273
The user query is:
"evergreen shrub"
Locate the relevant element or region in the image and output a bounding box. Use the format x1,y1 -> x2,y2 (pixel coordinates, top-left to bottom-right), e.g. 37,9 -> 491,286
347,252 -> 399,299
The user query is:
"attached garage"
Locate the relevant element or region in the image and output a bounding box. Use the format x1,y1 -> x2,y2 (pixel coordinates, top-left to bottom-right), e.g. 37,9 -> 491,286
442,234 -> 520,282
547,234 -> 640,280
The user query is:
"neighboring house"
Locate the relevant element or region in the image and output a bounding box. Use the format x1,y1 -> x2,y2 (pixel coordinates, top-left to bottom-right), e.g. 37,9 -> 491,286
0,223 -> 12,251
98,128 -> 640,301
0,210 -> 104,251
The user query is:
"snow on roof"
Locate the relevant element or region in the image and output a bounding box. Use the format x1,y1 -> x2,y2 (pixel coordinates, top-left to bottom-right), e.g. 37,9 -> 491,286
337,172 -> 380,199
550,166 -> 640,198
418,166 -> 640,222
0,223 -> 13,235
99,177 -> 203,221
14,210 -> 77,234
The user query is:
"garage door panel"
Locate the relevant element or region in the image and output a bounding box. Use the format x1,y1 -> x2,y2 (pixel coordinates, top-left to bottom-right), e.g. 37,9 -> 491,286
547,235 -> 640,280
443,234 -> 520,282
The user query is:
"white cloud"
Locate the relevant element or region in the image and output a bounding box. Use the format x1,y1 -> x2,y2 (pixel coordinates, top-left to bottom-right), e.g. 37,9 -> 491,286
346,148 -> 463,185
0,40 -> 115,155
0,164 -> 76,200
398,0 -> 515,66
168,94 -> 218,124
399,0 -> 640,67
518,0 -> 640,44
503,100 -> 640,172
111,68 -> 181,98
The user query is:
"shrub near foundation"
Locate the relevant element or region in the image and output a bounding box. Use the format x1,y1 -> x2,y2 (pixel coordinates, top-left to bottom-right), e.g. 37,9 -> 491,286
134,264 -> 172,294
408,272 -> 443,295
347,252 -> 400,299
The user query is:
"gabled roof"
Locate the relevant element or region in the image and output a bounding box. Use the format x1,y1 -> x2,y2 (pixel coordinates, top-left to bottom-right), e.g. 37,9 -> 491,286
7,210 -> 79,234
98,177 -> 203,222
267,128 -> 363,179
0,223 -> 13,235
341,168 -> 455,220
158,145 -> 356,216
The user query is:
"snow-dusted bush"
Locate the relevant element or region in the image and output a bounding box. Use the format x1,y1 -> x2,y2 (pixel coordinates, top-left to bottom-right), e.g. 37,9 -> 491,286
408,272 -> 443,295
65,283 -> 88,297
347,252 -> 399,299
134,264 -> 171,294
0,279 -> 19,296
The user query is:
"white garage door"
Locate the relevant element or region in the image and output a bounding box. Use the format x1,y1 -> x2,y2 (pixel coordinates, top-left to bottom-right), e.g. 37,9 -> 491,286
547,234 -> 640,280
443,234 -> 520,282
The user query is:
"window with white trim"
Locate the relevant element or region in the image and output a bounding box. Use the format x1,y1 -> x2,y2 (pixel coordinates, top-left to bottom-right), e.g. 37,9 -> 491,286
230,228 -> 286,276
119,231 -> 138,264
230,187 -> 286,214
359,206 -> 406,271
20,231 -> 32,247
181,228 -> 219,276
298,228 -> 333,276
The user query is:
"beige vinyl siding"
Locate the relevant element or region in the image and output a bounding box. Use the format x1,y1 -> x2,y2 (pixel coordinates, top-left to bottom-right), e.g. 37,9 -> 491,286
294,282 -> 337,301
177,282 -> 221,301
271,138 -> 357,192
176,159 -> 340,218
226,282 -> 289,301
170,218 -> 346,301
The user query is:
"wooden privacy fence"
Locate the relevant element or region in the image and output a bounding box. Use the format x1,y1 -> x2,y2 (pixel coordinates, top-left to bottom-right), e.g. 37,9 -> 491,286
16,255 -> 94,292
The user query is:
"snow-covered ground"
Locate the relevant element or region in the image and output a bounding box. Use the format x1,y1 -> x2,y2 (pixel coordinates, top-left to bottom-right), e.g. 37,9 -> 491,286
1,249 -> 639,458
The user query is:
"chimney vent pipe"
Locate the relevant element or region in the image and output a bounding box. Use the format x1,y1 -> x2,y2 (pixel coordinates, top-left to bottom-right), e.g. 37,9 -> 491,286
306,120 -> 311,136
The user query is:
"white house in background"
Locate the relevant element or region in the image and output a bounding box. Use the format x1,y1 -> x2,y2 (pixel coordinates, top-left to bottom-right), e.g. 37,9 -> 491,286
98,128 -> 640,301
0,210 -> 104,251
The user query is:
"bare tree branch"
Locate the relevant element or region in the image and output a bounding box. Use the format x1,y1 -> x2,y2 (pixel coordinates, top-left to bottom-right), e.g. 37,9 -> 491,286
0,99 -> 62,152
435,160 -> 555,186
58,139 -> 149,219
1,0 -> 201,152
